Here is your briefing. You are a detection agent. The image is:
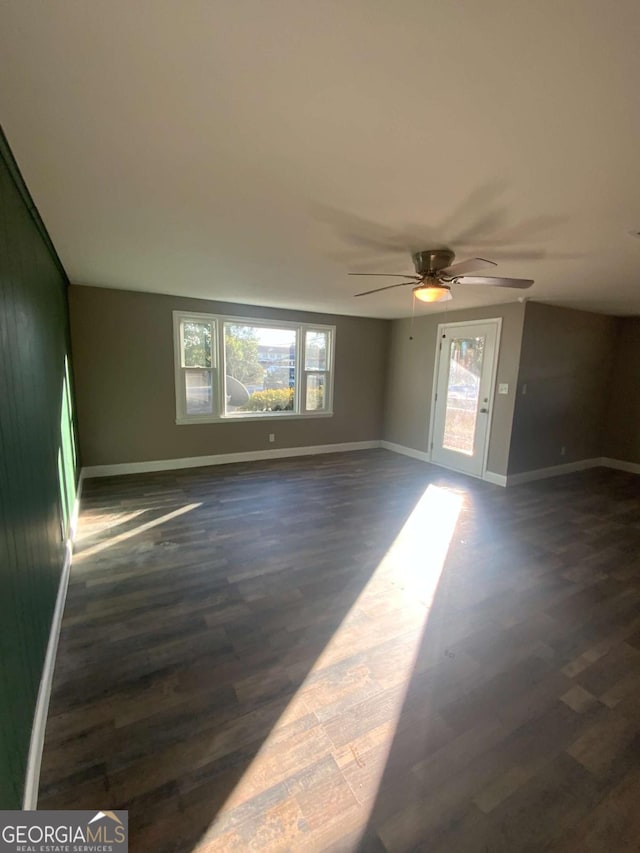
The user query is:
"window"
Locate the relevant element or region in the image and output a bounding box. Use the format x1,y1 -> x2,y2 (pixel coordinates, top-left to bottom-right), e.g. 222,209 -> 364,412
173,312 -> 334,423
224,322 -> 296,416
304,329 -> 330,412
176,317 -> 216,416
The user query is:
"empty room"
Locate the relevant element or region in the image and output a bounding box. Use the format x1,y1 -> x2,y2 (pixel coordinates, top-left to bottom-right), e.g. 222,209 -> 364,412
2,2 -> 640,851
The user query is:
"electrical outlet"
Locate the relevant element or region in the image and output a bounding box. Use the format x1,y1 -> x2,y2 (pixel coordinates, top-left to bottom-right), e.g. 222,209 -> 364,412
498,383 -> 509,395
560,445 -> 566,456
521,383 -> 528,395
269,433 -> 275,443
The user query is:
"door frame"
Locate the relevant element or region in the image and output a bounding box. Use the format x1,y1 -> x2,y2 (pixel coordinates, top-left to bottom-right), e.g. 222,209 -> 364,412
426,317 -> 503,480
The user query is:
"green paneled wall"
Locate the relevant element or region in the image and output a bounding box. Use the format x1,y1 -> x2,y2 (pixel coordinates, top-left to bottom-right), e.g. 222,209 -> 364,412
0,129 -> 77,808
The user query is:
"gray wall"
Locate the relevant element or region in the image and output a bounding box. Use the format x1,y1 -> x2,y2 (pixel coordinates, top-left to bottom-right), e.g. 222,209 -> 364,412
69,284 -> 640,476
508,302 -> 617,475
382,302 -> 526,477
605,317 -> 640,465
69,285 -> 390,466
0,131 -> 77,807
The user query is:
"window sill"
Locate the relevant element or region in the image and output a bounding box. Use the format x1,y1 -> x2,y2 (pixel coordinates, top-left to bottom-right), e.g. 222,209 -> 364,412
176,411 -> 334,425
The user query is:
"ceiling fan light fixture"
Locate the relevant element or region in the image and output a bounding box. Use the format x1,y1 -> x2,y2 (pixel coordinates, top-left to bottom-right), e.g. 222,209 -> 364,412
350,248 -> 533,301
413,283 -> 452,303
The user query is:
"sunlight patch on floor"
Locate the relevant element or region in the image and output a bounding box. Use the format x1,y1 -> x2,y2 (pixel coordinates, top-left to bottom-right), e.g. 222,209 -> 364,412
73,502 -> 202,561
74,508 -> 149,542
192,484 -> 463,851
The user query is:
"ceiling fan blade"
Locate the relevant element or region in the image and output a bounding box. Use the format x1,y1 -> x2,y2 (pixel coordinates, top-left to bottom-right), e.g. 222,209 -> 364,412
348,272 -> 422,279
354,281 -> 418,297
440,257 -> 497,276
453,275 -> 534,289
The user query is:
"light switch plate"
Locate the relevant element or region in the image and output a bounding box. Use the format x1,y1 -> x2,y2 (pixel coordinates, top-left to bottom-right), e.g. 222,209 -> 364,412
498,383 -> 509,395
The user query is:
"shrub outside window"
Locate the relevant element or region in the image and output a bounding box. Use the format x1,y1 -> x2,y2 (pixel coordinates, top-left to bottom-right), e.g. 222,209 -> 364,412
173,312 -> 334,423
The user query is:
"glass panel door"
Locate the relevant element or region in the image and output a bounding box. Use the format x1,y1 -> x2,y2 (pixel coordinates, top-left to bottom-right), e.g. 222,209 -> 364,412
431,322 -> 499,477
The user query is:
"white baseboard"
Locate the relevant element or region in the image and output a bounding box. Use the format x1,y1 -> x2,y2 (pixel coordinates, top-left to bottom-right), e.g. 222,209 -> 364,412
82,441 -> 382,478
22,546 -> 71,809
379,440 -> 429,463
506,457 -> 604,486
69,468 -> 85,541
503,456 -> 640,487
22,474 -> 84,810
601,457 -> 640,475
380,441 -> 508,487
482,471 -> 508,487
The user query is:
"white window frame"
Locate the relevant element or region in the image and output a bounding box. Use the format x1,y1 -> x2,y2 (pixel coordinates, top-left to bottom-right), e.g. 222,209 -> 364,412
173,311 -> 335,424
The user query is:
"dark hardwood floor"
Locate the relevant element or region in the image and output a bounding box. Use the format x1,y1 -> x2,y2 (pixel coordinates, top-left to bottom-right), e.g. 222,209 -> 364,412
39,450 -> 640,851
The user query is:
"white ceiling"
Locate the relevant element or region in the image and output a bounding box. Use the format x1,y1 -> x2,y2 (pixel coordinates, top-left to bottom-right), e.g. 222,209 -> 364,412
2,0 -> 640,319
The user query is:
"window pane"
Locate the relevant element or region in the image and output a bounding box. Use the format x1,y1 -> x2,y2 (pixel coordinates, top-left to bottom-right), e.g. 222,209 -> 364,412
306,373 -> 326,411
305,329 -> 328,371
182,321 -> 212,368
224,323 -> 296,414
442,336 -> 484,455
185,369 -> 213,415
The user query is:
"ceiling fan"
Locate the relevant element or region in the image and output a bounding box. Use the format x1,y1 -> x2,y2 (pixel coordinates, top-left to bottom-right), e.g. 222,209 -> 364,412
350,249 -> 534,303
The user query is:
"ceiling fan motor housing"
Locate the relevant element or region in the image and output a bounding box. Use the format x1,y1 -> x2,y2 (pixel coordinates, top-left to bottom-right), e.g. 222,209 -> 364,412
412,249 -> 455,276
